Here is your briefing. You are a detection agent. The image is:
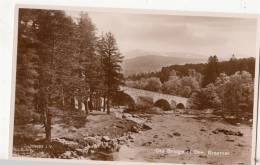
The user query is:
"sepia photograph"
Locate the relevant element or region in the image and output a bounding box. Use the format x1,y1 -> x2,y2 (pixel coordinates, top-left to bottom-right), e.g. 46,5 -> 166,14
11,6 -> 259,165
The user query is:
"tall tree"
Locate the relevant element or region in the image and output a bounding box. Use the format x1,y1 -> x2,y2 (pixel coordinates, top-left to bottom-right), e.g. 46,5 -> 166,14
36,10 -> 66,142
203,55 -> 219,87
222,71 -> 254,115
16,9 -> 78,142
75,12 -> 101,112
189,83 -> 221,110
228,54 -> 238,75
97,32 -> 124,114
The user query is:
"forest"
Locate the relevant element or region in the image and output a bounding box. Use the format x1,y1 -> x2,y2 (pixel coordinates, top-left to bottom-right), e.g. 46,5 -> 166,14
126,55 -> 255,117
15,9 -> 124,142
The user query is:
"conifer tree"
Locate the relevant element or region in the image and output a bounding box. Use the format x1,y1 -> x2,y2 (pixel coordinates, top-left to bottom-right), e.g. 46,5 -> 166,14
97,32 -> 124,114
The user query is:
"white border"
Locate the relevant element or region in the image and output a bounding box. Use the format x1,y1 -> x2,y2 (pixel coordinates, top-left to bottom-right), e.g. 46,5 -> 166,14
1,0 -> 260,163
7,4 -> 260,165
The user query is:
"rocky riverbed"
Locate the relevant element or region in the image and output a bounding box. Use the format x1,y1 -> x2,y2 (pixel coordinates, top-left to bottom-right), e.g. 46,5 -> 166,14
13,108 -> 253,165
114,111 -> 252,165
13,109 -> 152,160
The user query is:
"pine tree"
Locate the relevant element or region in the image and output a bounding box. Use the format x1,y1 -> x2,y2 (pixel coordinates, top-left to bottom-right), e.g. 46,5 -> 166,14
97,32 -> 124,114
203,55 -> 219,87
76,13 -> 102,112
16,9 -> 78,142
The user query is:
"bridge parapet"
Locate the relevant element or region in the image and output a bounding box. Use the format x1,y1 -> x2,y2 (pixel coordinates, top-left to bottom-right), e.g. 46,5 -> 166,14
120,86 -> 189,108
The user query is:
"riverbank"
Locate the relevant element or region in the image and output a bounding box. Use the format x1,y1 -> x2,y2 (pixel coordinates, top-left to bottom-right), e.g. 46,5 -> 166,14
13,108 -> 252,164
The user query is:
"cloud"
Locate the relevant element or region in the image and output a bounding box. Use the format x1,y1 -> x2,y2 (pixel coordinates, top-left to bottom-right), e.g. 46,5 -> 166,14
67,10 -> 257,58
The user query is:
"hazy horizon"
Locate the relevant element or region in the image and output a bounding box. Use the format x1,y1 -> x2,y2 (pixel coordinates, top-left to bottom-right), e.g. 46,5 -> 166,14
66,10 -> 257,60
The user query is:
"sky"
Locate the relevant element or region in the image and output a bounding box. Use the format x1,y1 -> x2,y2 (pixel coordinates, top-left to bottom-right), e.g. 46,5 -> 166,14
66,10 -> 257,59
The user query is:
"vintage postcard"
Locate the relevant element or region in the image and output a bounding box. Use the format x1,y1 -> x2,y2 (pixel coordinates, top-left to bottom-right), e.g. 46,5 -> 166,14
10,5 -> 259,165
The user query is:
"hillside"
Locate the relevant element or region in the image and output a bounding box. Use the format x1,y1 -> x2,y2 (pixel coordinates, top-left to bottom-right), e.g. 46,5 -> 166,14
127,57 -> 256,82
122,55 -> 206,76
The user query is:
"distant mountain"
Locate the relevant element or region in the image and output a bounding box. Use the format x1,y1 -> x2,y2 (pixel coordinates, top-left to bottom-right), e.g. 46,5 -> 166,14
123,49 -> 207,60
122,54 -> 207,76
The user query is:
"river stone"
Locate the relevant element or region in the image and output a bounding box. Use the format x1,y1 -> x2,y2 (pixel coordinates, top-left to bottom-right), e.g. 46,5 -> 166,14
117,138 -> 126,145
63,151 -> 72,158
128,134 -> 135,139
84,137 -> 97,145
143,123 -> 152,130
75,149 -> 84,156
131,126 -> 139,133
142,141 -> 152,146
122,113 -> 132,119
68,126 -> 77,133
52,138 -> 79,149
153,135 -> 159,138
173,132 -> 181,136
213,128 -> 243,136
122,113 -> 145,125
101,136 -> 111,142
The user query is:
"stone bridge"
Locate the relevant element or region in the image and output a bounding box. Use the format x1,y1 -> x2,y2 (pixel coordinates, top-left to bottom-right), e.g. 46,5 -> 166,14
120,86 -> 189,109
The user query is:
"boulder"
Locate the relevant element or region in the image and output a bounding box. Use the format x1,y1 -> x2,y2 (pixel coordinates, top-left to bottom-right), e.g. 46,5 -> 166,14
143,123 -> 152,130
75,149 -> 84,156
226,139 -> 235,142
236,143 -> 244,147
142,141 -> 152,146
131,126 -> 140,133
153,135 -> 159,138
128,134 -> 135,139
213,128 -> 243,136
101,136 -> 111,142
83,146 -> 90,154
132,114 -> 139,118
118,139 -> 126,145
199,154 -> 207,158
68,126 -> 77,133
122,113 -> 145,125
122,113 -> 132,119
173,132 -> 181,136
52,138 -> 79,150
83,136 -> 98,145
62,151 -> 72,158
115,125 -> 124,129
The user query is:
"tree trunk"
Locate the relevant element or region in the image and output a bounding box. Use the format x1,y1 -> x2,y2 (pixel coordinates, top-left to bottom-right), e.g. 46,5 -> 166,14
106,96 -> 110,114
39,89 -> 52,143
98,98 -> 101,111
45,109 -> 52,142
78,96 -> 82,111
85,97 -> 89,114
43,107 -> 51,143
71,96 -> 75,110
103,97 -> 106,112
89,94 -> 93,112
61,86 -> 65,110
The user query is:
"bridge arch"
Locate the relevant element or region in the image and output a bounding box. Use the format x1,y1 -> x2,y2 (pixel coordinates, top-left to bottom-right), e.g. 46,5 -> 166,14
176,103 -> 185,109
154,99 -> 171,111
111,91 -> 136,109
